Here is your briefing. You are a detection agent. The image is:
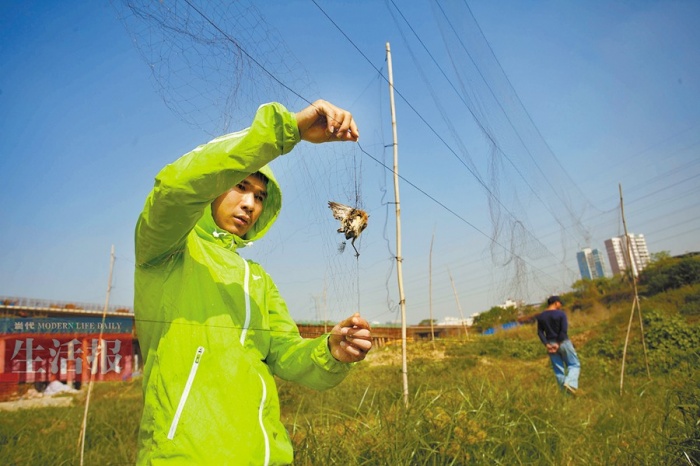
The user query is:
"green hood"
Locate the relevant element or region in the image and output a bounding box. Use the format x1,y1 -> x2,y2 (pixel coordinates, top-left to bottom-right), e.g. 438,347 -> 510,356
194,163 -> 282,249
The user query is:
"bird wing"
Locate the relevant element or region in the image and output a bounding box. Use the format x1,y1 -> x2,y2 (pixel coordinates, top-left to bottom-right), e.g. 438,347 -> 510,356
328,201 -> 354,221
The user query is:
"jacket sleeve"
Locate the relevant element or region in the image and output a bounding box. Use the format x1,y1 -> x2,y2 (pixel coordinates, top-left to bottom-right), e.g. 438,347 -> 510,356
264,277 -> 352,390
559,312 -> 569,342
135,102 -> 300,266
536,316 -> 547,345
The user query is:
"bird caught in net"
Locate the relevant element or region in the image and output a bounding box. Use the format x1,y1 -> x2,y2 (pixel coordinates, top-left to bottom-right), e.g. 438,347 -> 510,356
328,201 -> 369,257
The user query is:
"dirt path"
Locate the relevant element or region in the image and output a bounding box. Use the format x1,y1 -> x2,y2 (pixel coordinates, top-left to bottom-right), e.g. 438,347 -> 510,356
0,395 -> 77,411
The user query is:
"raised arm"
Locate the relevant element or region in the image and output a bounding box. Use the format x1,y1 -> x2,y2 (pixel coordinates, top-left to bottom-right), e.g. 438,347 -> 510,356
135,102 -> 299,266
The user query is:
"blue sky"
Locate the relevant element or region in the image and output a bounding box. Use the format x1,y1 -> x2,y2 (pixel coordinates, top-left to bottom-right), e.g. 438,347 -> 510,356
1,1 -> 698,325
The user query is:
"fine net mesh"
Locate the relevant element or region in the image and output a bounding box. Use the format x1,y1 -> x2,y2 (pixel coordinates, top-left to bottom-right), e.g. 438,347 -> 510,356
114,0 -> 376,323
114,0 -> 601,325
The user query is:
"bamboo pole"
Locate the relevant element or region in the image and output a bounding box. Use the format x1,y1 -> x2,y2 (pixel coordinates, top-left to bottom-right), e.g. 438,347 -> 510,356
618,184 -> 651,396
323,280 -> 328,334
429,231 -> 436,345
387,42 -> 409,408
79,244 -> 115,464
448,268 -> 469,339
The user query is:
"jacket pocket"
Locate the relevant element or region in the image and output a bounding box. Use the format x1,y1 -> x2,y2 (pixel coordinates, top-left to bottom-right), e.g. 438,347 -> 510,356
167,346 -> 205,440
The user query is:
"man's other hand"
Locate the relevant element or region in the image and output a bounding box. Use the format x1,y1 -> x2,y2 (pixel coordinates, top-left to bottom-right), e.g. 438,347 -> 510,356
328,312 -> 372,363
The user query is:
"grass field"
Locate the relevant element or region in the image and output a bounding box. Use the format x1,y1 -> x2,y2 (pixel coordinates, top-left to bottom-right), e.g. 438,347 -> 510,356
1,304 -> 698,465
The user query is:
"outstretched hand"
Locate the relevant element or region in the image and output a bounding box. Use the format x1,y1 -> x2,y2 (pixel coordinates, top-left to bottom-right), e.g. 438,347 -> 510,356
328,312 -> 372,363
296,100 -> 359,144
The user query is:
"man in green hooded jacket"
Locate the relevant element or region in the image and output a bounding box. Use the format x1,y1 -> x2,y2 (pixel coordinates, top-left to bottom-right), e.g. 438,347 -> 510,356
134,100 -> 372,465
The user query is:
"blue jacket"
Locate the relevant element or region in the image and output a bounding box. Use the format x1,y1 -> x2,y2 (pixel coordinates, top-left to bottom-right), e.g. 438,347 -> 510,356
536,309 -> 569,344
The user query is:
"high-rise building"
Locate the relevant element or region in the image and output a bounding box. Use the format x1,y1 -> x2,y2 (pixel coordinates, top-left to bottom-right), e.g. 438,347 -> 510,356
604,233 -> 650,277
577,247 -> 606,280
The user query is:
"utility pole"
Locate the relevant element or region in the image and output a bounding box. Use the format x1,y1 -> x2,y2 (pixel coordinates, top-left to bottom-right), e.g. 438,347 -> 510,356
387,42 -> 409,408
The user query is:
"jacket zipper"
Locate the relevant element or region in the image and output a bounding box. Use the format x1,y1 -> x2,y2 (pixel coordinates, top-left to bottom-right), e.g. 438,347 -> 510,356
167,346 -> 205,440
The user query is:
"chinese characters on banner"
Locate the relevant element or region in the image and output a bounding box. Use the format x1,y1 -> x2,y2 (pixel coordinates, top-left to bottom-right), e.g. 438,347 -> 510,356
1,317 -> 134,384
10,337 -> 127,376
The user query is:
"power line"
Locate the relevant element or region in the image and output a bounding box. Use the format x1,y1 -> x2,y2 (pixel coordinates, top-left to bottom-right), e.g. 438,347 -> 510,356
356,142 -> 569,283
180,0 -> 310,106
427,0 -> 593,229
457,0 -> 592,207
131,0 -> 586,296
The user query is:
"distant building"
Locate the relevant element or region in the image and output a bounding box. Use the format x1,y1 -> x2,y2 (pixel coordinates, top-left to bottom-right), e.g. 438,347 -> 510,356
439,315 -> 477,327
577,247 -> 607,280
604,233 -> 650,277
499,298 -> 520,309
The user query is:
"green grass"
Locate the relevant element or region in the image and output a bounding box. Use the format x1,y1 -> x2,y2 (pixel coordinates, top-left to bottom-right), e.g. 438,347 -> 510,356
283,340 -> 699,465
0,381 -> 142,465
1,304 -> 698,465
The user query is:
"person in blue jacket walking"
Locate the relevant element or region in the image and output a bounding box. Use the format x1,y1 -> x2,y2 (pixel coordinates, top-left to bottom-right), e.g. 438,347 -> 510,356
536,296 -> 580,395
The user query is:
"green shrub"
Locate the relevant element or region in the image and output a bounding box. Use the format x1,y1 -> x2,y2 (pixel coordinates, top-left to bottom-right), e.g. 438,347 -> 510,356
680,289 -> 700,317
643,309 -> 700,373
640,256 -> 700,295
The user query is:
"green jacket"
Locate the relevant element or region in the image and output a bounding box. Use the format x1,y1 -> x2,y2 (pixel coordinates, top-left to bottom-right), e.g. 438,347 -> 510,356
134,102 -> 352,465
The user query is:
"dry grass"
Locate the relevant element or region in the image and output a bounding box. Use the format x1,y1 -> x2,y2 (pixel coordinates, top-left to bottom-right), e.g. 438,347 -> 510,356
1,304 -> 698,465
